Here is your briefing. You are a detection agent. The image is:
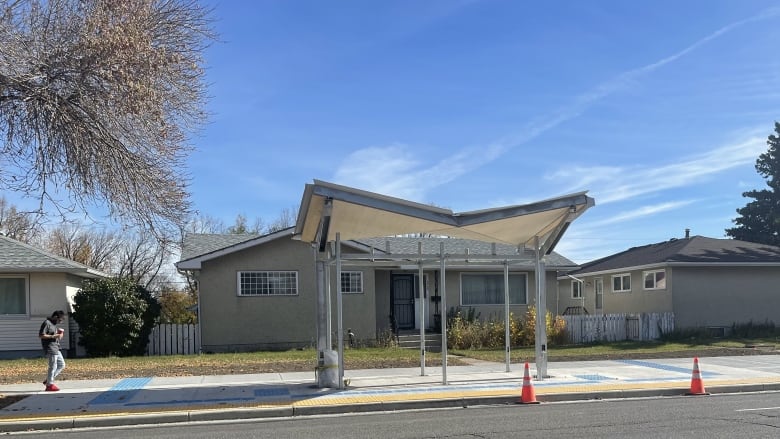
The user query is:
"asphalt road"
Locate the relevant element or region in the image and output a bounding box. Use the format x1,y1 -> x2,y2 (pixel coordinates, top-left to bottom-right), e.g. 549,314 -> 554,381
10,392 -> 780,438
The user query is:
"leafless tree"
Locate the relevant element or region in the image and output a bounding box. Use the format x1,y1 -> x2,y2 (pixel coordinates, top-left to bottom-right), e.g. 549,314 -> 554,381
267,206 -> 298,232
44,224 -> 120,271
0,0 -> 214,238
225,213 -> 264,234
0,195 -> 42,242
183,213 -> 226,235
116,231 -> 174,291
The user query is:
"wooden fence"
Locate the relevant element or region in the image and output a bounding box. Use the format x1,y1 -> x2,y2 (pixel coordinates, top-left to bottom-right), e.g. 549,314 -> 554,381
147,323 -> 200,355
562,313 -> 674,343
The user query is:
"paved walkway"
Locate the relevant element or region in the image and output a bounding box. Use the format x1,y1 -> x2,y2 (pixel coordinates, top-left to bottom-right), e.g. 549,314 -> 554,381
2,355 -> 780,432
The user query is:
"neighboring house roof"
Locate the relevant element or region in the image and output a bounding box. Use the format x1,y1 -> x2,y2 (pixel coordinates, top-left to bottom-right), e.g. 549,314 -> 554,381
0,234 -> 108,278
177,231 -> 577,271
568,236 -> 780,276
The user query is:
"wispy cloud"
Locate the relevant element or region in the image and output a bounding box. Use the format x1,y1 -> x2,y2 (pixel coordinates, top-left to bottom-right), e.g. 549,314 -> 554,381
551,135 -> 766,204
588,200 -> 697,227
333,142 -> 504,200
333,7 -> 779,200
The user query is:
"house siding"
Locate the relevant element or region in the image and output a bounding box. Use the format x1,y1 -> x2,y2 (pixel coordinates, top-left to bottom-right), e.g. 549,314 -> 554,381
198,238 -> 318,352
0,272 -> 73,358
672,266 -> 780,328
197,237 -> 381,352
572,269 -> 674,315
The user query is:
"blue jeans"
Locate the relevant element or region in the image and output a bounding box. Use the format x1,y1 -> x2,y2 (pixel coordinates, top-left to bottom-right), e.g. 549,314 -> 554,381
46,352 -> 66,384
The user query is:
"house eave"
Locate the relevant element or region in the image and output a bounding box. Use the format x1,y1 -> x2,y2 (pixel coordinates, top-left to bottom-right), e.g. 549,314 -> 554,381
561,260 -> 780,279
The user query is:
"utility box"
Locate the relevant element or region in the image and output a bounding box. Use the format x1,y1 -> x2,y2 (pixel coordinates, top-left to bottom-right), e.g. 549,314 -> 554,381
316,350 -> 339,388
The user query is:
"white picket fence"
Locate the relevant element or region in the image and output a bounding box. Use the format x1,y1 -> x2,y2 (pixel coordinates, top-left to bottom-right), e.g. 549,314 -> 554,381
562,313 -> 674,343
147,323 -> 200,355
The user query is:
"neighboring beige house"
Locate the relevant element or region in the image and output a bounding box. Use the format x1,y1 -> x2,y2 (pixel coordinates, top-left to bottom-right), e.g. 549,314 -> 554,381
177,229 -> 579,353
0,235 -> 107,359
560,233 -> 780,333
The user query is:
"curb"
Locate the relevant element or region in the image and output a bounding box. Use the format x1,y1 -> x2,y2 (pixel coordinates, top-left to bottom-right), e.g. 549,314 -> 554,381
3,383 -> 780,433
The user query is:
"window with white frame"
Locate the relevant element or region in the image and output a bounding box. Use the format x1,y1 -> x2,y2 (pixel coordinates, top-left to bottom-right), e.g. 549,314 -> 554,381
612,273 -> 631,292
571,280 -> 582,299
0,275 -> 27,315
643,270 -> 666,290
461,273 -> 527,305
341,271 -> 363,294
238,271 -> 297,296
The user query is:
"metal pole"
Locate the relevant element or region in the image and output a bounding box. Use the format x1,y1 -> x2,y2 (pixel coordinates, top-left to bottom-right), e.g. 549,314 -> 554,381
336,233 -> 344,389
504,261 -> 511,372
325,245 -> 332,349
419,256 -> 426,375
440,242 -> 448,385
534,236 -> 547,380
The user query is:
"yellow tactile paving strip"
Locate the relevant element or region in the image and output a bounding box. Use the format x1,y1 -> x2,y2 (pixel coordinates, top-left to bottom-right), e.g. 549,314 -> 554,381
2,376 -> 780,424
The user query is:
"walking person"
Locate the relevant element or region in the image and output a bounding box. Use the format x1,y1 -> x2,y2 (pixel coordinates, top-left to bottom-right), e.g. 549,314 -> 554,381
39,310 -> 67,391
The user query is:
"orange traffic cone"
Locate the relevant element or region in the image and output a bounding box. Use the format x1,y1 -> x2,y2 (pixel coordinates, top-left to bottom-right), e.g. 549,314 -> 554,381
686,357 -> 709,395
518,362 -> 540,404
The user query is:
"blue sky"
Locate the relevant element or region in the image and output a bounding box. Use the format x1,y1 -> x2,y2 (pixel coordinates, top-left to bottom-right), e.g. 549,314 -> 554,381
9,1 -> 780,264
186,0 -> 780,263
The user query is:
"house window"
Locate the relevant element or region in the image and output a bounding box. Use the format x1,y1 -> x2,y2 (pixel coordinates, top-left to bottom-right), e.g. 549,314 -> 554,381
238,271 -> 297,296
341,271 -> 363,294
643,270 -> 666,290
612,274 -> 631,292
461,273 -> 527,305
571,280 -> 582,299
0,275 -> 27,315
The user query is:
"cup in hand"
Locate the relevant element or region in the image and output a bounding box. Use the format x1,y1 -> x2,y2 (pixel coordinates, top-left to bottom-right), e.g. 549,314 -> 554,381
57,328 -> 64,335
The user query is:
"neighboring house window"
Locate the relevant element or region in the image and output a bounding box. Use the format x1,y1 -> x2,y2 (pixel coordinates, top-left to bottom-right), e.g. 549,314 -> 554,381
238,271 -> 297,296
571,280 -> 582,299
461,273 -> 527,305
643,270 -> 666,290
0,275 -> 27,315
612,274 -> 631,292
341,271 -> 363,294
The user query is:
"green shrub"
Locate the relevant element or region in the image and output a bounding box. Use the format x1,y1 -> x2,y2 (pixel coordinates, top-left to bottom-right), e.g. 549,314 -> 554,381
72,277 -> 161,357
445,307 -> 566,349
659,326 -> 713,342
731,320 -> 778,338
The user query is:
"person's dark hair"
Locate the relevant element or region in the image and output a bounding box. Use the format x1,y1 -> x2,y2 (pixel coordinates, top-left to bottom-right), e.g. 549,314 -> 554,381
51,310 -> 66,318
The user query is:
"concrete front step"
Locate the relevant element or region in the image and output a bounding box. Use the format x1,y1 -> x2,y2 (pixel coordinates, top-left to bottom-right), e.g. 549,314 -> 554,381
397,333 -> 444,351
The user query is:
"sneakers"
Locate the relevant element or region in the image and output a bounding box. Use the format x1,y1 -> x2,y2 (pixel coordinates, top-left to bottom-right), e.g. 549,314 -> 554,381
45,384 -> 60,392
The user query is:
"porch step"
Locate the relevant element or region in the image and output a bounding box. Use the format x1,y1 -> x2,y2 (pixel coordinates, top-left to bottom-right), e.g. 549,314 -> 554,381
396,333 -> 443,352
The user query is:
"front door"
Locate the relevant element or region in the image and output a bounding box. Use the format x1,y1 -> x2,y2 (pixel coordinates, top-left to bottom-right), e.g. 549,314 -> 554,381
391,274 -> 415,330
594,277 -> 603,311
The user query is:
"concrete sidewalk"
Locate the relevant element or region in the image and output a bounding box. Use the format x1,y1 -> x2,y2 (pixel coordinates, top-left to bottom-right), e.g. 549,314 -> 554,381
2,355 -> 780,432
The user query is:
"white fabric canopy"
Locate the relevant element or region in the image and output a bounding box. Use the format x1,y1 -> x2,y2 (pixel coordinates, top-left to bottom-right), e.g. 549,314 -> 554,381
295,180 -> 594,252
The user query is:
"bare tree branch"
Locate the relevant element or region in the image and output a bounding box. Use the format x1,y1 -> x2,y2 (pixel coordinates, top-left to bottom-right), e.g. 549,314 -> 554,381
0,0 -> 215,238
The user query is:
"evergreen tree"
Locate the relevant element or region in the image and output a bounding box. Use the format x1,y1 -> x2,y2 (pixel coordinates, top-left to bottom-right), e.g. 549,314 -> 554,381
727,122 -> 780,246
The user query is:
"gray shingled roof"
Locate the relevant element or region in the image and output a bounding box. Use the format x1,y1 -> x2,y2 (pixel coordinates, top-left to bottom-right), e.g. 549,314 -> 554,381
179,233 -> 576,268
0,234 -> 106,276
180,233 -> 260,261
354,237 -> 576,267
571,236 -> 780,275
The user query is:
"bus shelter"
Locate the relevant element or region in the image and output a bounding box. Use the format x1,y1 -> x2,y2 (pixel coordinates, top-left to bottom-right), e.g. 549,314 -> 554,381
294,180 -> 594,388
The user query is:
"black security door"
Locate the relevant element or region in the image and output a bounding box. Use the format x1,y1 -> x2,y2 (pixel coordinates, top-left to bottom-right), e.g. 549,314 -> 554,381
391,274 -> 415,330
